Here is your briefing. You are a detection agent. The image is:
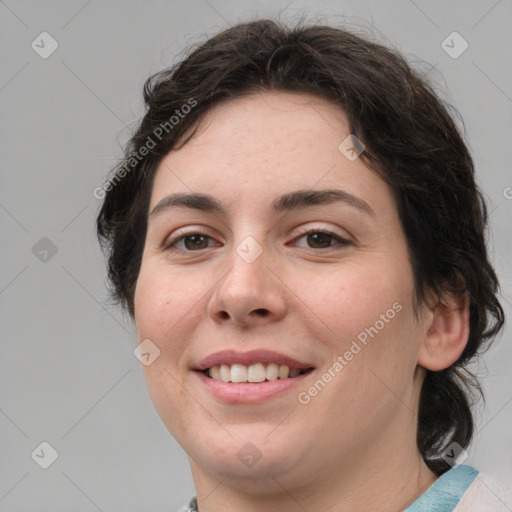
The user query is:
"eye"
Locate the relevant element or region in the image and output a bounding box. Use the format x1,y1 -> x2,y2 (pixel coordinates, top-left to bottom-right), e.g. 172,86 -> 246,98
164,231 -> 217,252
164,228 -> 351,253
291,228 -> 351,252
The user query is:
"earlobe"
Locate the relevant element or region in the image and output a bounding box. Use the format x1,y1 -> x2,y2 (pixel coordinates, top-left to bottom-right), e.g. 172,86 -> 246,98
417,291 -> 470,371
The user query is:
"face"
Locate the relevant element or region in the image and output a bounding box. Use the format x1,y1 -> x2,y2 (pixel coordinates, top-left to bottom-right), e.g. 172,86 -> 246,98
134,91 -> 430,492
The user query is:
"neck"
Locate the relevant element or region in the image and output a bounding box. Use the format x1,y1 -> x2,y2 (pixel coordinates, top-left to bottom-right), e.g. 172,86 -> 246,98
188,436 -> 438,512
187,367 -> 438,511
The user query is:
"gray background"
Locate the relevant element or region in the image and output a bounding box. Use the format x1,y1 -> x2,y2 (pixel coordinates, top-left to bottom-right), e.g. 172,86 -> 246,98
1,0 -> 511,510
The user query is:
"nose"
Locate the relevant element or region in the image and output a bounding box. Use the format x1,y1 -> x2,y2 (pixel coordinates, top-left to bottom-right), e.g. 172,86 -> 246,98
206,238 -> 288,328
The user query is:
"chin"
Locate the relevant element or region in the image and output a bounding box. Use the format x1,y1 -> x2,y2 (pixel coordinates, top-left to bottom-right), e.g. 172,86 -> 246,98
187,429 -> 312,485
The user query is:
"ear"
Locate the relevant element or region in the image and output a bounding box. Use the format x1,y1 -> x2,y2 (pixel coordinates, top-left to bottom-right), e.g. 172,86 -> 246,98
417,289 -> 470,371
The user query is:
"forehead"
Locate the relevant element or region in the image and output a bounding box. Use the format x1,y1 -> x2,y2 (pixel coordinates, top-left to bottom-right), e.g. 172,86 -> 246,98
166,90 -> 350,165
150,90 -> 393,219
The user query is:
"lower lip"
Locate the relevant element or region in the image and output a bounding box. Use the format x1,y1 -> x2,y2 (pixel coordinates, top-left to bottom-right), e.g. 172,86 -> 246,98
194,370 -> 313,403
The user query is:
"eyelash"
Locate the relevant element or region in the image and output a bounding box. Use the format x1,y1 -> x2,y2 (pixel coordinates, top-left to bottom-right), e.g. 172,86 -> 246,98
164,227 -> 351,253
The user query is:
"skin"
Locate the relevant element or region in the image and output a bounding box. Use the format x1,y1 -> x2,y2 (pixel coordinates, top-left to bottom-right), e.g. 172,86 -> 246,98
133,91 -> 469,511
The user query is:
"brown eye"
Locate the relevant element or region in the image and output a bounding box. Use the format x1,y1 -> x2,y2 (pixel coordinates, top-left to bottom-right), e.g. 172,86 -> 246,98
181,234 -> 210,250
305,232 -> 335,249
293,229 -> 350,252
165,232 -> 216,251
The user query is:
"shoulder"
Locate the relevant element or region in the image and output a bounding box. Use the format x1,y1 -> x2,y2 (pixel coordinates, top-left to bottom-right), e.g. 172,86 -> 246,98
405,464 -> 511,511
176,496 -> 198,512
455,470 -> 512,512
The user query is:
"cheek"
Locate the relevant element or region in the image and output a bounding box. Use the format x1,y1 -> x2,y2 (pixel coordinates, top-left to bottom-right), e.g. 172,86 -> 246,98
134,266 -> 202,435
134,263 -> 187,365
296,261 -> 402,344
302,260 -> 418,390
141,361 -> 199,448
135,261 -> 197,335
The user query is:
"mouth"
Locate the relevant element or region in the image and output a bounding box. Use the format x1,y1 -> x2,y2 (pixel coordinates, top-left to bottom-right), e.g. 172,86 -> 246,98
192,349 -> 316,401
203,363 -> 314,383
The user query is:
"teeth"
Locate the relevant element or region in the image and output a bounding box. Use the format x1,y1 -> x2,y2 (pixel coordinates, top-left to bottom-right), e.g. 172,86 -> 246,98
220,364 -> 230,382
210,365 -> 221,380
278,365 -> 290,379
289,367 -> 301,378
207,363 -> 309,383
230,364 -> 247,383
248,363 -> 266,383
266,363 -> 279,381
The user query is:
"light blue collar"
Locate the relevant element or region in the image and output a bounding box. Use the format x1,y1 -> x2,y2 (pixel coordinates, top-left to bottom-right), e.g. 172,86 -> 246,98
405,464 -> 478,511
180,464 -> 479,512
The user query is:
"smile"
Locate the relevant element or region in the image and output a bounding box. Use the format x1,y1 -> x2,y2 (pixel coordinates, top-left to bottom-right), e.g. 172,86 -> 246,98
193,349 -> 316,402
205,363 -> 313,383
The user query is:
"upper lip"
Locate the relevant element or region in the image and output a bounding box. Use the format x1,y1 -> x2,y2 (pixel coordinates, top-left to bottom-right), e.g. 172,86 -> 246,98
194,349 -> 315,371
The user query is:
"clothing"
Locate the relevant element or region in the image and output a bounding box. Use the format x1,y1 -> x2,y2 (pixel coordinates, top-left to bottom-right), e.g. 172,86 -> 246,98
177,464 -> 511,511
178,496 -> 198,512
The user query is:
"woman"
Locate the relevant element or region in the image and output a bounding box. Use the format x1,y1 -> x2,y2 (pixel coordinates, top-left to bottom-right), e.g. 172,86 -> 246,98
96,19 -> 507,511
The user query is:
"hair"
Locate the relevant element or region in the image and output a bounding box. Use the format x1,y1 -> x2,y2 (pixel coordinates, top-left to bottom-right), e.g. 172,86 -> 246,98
96,18 -> 504,475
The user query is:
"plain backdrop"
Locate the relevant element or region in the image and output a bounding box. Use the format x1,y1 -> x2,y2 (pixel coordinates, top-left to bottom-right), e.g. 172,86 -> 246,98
1,0 -> 511,510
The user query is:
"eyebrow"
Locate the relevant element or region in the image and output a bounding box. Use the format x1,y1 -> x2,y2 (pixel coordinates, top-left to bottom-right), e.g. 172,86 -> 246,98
149,189 -> 375,219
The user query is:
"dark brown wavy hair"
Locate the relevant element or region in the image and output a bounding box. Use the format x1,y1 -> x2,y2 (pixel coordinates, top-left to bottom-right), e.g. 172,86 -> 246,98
96,19 -> 504,475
